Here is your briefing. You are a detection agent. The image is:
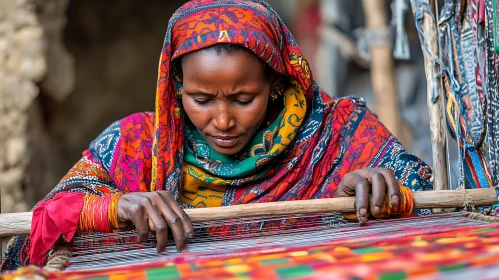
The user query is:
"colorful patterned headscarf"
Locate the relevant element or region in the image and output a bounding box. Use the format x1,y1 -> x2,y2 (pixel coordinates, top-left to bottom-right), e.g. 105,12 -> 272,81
149,0 -> 310,195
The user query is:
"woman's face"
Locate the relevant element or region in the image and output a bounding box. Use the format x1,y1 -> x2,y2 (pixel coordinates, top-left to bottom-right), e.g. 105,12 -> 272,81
181,48 -> 271,155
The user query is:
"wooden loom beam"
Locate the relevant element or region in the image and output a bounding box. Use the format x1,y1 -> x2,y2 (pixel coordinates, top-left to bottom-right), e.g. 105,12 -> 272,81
409,0 -> 449,193
0,188 -> 496,238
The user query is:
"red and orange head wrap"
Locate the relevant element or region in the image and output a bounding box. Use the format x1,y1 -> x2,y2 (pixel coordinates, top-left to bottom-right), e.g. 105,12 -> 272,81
150,0 -> 313,195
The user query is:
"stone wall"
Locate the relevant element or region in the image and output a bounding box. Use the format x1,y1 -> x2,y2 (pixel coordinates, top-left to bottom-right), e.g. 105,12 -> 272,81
0,0 -> 73,213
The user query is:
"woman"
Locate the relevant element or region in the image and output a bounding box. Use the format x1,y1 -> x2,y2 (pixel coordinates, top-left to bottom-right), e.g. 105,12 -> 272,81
1,0 -> 432,271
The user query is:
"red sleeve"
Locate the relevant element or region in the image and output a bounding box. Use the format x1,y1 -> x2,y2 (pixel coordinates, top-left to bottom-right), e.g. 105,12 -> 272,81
29,192 -> 84,267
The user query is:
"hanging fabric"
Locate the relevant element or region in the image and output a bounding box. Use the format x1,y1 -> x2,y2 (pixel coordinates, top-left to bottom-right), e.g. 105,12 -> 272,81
436,0 -> 499,189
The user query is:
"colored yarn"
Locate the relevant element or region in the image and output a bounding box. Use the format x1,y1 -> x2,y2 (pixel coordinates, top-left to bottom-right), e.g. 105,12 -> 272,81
79,194 -> 111,233
18,213 -> 499,279
344,186 -> 414,220
108,193 -> 123,230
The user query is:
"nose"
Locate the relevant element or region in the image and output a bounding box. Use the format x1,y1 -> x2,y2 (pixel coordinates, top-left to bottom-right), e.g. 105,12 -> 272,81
213,105 -> 236,132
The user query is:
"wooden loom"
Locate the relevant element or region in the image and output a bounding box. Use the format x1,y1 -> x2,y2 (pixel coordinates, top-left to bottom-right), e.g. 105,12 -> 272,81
0,188 -> 499,278
0,188 -> 498,238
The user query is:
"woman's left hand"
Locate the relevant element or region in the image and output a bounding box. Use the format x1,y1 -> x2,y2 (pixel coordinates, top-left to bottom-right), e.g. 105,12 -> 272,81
334,168 -> 400,225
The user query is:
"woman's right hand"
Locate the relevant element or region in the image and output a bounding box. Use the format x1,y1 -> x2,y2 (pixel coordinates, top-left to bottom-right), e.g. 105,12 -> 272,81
117,191 -> 194,253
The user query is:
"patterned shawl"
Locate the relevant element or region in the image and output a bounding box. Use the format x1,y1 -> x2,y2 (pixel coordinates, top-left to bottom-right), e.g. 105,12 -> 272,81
1,0 -> 432,270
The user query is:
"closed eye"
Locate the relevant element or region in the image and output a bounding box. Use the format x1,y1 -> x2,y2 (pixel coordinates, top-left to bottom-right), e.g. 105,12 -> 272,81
193,98 -> 212,105
235,99 -> 254,106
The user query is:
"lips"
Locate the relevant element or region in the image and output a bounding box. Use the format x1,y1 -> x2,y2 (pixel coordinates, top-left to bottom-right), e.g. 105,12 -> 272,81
211,136 -> 240,148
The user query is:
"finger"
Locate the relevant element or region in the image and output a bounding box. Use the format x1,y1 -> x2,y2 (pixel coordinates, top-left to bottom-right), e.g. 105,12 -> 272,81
116,195 -> 138,231
141,198 -> 170,253
370,172 -> 387,215
379,169 -> 401,206
148,218 -> 155,232
336,173 -> 356,197
129,202 -> 150,244
154,192 -> 187,252
163,193 -> 194,239
353,176 -> 371,225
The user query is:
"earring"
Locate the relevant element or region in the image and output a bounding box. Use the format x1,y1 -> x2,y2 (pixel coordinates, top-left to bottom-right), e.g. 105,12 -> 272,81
176,87 -> 183,98
172,65 -> 183,83
270,85 -> 284,101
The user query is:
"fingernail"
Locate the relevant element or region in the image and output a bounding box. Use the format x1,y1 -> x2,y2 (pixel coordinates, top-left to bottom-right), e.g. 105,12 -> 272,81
185,231 -> 194,238
359,208 -> 367,216
392,195 -> 400,205
373,206 -> 381,214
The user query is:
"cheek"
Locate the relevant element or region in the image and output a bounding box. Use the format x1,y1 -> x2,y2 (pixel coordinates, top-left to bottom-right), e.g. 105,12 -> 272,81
181,98 -> 210,128
237,96 -> 269,129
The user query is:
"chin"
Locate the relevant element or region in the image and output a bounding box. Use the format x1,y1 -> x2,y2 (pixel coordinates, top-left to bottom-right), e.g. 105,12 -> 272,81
212,146 -> 244,156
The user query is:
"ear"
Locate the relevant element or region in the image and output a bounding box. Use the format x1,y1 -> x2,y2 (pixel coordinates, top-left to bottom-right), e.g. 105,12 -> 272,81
269,71 -> 286,91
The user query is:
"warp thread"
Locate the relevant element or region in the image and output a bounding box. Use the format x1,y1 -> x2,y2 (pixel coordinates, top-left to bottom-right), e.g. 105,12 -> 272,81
467,212 -> 499,222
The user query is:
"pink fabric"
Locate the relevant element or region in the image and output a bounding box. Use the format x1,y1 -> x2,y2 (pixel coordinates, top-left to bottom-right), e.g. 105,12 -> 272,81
478,0 -> 485,23
29,192 -> 84,266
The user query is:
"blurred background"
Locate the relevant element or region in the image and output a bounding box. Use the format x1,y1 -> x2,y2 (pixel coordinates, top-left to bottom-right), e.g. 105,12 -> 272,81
0,0 -> 433,213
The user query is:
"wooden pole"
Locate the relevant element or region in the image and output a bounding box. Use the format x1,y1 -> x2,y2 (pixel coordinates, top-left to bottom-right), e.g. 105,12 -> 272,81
409,0 -> 449,193
1,176 -> 2,259
317,25 -> 370,69
0,188 -> 496,238
362,0 -> 410,148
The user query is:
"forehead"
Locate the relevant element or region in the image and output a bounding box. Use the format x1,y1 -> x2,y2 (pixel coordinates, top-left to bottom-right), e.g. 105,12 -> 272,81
181,48 -> 266,85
